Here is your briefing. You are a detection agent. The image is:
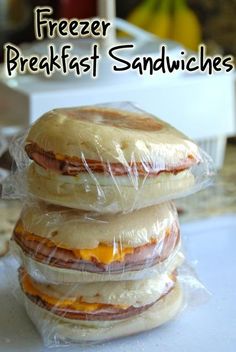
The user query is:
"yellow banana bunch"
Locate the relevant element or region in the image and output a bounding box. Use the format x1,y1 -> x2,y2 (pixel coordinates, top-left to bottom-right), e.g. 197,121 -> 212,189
147,0 -> 172,39
126,0 -> 157,29
126,0 -> 202,51
171,0 -> 202,51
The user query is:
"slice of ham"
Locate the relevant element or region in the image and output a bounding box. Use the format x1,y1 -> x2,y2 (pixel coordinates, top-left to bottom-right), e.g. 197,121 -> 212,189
25,142 -> 197,176
13,225 -> 180,274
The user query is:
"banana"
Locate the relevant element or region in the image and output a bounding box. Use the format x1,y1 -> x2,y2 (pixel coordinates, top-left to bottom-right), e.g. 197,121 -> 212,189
126,0 -> 157,29
147,0 -> 173,39
171,0 -> 202,51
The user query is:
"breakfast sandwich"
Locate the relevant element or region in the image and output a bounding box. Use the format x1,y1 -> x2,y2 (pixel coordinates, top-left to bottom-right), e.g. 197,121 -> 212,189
12,201 -> 181,283
24,105 -> 202,212
19,265 -> 183,343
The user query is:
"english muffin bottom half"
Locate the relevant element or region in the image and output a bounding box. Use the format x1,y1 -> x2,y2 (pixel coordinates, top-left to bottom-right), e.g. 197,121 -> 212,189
12,201 -> 182,283
19,266 -> 183,344
24,105 -> 201,212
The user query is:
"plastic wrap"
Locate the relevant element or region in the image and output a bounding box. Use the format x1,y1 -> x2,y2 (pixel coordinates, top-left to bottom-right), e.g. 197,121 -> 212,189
16,256 -> 209,347
2,102 -> 213,348
18,259 -> 182,346
11,200 -> 182,283
1,102 -> 215,213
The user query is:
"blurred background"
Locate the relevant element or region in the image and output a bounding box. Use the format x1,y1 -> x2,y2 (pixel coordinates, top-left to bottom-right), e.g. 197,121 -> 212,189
0,0 -> 235,258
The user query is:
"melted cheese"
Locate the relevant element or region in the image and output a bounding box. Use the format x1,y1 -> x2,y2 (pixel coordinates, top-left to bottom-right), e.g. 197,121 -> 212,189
15,222 -> 134,264
21,272 -> 128,312
75,245 -> 134,264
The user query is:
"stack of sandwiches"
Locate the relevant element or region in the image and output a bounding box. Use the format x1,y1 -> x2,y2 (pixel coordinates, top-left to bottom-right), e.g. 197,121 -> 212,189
10,104 -> 209,345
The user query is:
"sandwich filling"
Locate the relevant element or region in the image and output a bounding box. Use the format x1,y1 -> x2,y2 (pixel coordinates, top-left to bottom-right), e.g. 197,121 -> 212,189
13,221 -> 180,273
19,268 -> 176,320
25,142 -> 197,177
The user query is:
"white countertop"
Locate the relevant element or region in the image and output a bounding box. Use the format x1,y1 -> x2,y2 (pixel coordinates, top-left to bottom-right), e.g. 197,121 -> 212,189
0,214 -> 235,352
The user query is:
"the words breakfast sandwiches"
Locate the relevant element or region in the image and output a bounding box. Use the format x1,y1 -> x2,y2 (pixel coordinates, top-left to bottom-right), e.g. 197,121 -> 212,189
24,104 -> 207,213
7,102 -> 214,347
